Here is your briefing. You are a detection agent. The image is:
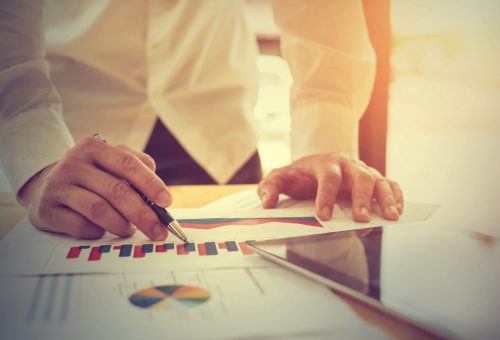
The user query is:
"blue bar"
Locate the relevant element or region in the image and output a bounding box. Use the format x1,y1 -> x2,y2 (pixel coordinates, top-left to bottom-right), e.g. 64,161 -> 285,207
225,241 -> 238,252
99,245 -> 111,253
164,243 -> 175,250
205,242 -> 218,255
142,244 -> 153,253
184,243 -> 196,252
119,244 -> 132,257
79,245 -> 90,249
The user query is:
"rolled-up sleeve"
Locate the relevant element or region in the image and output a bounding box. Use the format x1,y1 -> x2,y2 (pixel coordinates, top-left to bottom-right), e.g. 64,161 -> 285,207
0,0 -> 74,194
272,0 -> 376,159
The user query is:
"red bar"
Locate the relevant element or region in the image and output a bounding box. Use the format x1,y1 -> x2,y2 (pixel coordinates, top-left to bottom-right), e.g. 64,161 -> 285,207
239,242 -> 254,255
218,242 -> 226,250
88,247 -> 102,261
177,244 -> 188,255
197,243 -> 207,256
113,245 -> 121,250
67,247 -> 81,259
155,244 -> 166,253
133,245 -> 145,258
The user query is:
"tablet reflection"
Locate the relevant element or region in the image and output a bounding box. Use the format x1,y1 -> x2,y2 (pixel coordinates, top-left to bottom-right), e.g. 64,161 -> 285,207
285,227 -> 382,298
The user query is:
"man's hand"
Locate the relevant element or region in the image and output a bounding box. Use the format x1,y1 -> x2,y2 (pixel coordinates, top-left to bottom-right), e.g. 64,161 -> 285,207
257,153 -> 404,222
18,137 -> 172,240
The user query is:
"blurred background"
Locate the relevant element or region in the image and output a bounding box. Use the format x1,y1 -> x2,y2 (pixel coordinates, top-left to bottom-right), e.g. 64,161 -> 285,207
1,0 -> 499,235
244,0 -> 500,235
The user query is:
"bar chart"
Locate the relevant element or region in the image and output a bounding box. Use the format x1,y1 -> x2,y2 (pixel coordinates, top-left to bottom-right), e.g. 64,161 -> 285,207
66,241 -> 255,262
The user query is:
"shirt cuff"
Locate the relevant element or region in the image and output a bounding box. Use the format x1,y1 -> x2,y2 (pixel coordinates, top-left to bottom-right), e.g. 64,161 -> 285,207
290,101 -> 359,160
0,105 -> 75,195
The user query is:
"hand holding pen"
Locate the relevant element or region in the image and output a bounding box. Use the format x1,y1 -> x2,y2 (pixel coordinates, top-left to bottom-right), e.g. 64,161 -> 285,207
18,134 -> 187,242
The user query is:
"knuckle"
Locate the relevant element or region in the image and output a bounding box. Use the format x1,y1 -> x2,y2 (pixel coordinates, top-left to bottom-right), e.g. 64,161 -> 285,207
357,170 -> 374,184
323,170 -> 342,184
141,153 -> 156,170
57,159 -> 80,175
109,179 -> 131,202
87,199 -> 108,219
119,153 -> 141,172
78,137 -> 102,151
326,152 -> 342,163
382,193 -> 395,203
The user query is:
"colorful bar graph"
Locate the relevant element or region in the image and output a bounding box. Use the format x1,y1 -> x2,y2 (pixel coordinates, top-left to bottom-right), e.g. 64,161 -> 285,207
66,239 -> 256,261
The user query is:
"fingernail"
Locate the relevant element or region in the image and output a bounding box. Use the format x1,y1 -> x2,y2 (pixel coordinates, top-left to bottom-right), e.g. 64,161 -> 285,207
157,191 -> 171,207
262,192 -> 269,203
153,224 -> 167,240
387,205 -> 399,216
360,206 -> 369,217
321,206 -> 332,219
127,225 -> 137,236
396,202 -> 403,212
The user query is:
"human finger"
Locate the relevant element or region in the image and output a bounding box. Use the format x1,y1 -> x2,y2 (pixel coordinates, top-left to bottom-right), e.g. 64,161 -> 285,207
41,206 -> 106,239
389,180 -> 404,214
314,164 -> 342,220
116,145 -> 156,172
342,162 -> 375,222
72,166 -> 168,241
257,168 -> 286,208
76,138 -> 171,207
56,184 -> 136,237
373,179 -> 399,220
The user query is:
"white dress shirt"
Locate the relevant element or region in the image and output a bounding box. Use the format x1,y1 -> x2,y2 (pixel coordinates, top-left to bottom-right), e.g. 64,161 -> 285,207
0,0 -> 375,195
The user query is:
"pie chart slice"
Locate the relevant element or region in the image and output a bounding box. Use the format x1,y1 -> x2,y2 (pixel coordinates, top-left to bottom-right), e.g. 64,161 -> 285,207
129,285 -> 210,310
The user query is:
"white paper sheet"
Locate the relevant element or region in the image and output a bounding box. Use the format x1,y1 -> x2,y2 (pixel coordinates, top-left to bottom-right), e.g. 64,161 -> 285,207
0,208 -> 357,276
0,267 -> 389,340
202,189 -> 439,227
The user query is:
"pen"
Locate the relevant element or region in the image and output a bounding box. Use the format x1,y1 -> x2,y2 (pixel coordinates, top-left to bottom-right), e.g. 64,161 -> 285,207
92,133 -> 188,243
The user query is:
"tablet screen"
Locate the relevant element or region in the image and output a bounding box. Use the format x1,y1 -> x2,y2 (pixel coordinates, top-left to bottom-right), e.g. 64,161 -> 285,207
251,224 -> 500,339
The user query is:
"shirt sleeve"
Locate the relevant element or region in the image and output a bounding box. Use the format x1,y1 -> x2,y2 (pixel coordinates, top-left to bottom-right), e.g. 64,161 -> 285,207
0,0 -> 75,195
272,0 -> 376,159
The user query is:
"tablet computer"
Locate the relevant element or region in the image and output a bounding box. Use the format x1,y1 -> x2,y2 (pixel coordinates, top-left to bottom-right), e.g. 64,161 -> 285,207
248,224 -> 500,339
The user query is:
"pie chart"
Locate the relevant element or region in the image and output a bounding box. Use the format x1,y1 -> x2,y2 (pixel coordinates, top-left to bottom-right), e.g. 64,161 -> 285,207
129,285 -> 210,310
